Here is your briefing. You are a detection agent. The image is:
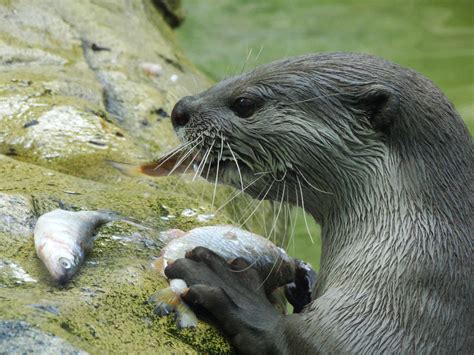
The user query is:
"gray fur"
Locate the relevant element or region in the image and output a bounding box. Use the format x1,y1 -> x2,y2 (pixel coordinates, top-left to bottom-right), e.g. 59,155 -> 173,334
175,53 -> 473,353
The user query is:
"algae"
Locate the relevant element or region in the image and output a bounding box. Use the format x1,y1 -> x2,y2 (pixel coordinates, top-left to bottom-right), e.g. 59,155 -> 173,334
0,1 -> 284,353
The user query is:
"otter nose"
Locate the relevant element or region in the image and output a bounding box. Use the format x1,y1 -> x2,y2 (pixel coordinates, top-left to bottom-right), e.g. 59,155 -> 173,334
171,96 -> 193,129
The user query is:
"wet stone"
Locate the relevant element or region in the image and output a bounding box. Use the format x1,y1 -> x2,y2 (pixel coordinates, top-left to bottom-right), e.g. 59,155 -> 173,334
0,320 -> 87,354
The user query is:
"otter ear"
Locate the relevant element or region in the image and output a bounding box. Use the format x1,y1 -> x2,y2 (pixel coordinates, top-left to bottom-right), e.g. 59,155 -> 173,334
359,84 -> 399,132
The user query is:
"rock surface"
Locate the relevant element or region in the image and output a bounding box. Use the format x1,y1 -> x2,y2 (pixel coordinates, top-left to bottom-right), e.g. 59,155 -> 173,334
0,320 -> 86,354
0,1 -> 282,353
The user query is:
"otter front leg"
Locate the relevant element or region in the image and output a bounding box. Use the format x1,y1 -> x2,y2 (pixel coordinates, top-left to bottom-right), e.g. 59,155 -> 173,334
164,247 -> 290,354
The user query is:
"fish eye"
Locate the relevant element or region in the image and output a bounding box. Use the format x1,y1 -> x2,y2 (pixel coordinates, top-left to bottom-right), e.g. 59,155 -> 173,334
59,257 -> 73,269
230,97 -> 258,118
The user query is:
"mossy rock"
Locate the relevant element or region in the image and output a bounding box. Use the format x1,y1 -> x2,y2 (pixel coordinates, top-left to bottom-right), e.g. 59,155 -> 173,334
0,1 -> 284,353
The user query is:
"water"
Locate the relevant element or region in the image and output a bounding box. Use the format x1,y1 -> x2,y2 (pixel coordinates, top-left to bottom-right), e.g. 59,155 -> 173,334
177,0 -> 473,268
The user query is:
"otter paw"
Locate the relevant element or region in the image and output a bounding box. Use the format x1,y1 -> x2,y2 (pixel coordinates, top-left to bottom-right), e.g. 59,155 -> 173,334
284,259 -> 317,313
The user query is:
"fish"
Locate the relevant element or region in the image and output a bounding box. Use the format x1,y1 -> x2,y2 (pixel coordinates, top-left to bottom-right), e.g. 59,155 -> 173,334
107,149 -> 195,178
34,209 -> 119,284
148,225 -> 300,328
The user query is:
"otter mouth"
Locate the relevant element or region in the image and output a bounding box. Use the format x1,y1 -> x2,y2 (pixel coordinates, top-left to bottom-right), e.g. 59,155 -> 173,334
147,145 -> 237,181
137,133 -> 255,189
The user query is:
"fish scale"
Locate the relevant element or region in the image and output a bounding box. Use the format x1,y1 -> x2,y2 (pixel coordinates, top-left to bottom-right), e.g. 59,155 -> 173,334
150,225 -> 295,328
161,225 -> 289,271
34,209 -> 119,283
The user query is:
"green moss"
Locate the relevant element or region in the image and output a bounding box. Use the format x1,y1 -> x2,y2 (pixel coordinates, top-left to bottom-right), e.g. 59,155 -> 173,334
0,2 -> 287,352
0,151 -> 243,352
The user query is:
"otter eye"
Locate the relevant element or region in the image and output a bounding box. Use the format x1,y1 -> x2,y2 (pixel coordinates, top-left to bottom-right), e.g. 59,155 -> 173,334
231,97 -> 258,118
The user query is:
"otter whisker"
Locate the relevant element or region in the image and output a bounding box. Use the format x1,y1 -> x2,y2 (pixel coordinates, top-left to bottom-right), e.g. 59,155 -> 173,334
253,170 -> 272,176
193,140 -> 215,181
296,176 -> 314,244
153,135 -> 201,172
272,169 -> 287,182
172,150 -> 201,194
229,182 -> 277,274
192,147 -> 208,181
167,138 -> 203,176
255,44 -> 264,62
211,135 -> 225,208
289,182 -> 300,256
215,173 -> 266,214
238,178 -> 275,230
282,188 -> 290,249
200,143 -> 215,202
261,199 -> 268,237
295,166 -> 332,195
267,182 -> 286,245
197,140 -> 216,204
180,150 -> 200,176
227,142 -> 245,191
257,182 -> 287,291
230,181 -> 267,231
240,47 -> 253,75
280,187 -> 297,266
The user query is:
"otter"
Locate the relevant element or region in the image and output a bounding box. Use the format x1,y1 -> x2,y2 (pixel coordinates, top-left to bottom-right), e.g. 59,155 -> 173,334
163,53 -> 473,354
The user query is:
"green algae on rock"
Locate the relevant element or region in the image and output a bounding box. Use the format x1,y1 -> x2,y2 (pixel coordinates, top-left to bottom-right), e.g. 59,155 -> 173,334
0,0 -> 234,352
0,1 -> 284,353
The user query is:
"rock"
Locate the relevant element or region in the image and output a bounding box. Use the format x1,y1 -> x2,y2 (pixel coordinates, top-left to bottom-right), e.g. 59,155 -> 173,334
0,1 -> 284,353
0,259 -> 37,287
0,193 -> 36,238
0,320 -> 86,354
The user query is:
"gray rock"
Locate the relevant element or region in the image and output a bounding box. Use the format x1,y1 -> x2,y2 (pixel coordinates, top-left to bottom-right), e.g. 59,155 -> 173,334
0,320 -> 86,354
0,259 -> 37,287
0,193 -> 35,237
0,1 -> 279,353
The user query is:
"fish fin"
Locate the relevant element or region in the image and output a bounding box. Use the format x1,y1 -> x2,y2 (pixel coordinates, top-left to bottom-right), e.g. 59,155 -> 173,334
96,208 -> 121,221
148,287 -> 179,316
151,257 -> 166,276
95,209 -> 153,230
148,286 -> 198,328
106,160 -> 167,177
175,301 -> 198,328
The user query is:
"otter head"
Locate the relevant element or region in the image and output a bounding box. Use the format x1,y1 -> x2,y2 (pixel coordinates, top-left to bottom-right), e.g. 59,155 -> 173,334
170,53 -> 468,222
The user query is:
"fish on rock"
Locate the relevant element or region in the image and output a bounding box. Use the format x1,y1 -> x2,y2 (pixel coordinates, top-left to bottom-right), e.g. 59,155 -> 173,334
34,209 -> 119,284
148,225 -> 316,328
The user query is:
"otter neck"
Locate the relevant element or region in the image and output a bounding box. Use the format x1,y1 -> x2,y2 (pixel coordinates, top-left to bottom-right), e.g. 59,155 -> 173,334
305,163 -> 431,294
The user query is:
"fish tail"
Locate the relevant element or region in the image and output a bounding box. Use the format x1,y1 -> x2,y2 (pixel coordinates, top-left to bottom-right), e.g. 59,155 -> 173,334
148,287 -> 198,327
95,209 -> 122,223
175,300 -> 198,328
106,160 -> 163,177
150,256 -> 166,276
95,209 -> 153,230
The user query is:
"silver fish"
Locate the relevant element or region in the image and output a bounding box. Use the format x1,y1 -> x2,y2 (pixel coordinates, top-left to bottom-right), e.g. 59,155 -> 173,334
149,225 -> 295,327
34,209 -> 118,284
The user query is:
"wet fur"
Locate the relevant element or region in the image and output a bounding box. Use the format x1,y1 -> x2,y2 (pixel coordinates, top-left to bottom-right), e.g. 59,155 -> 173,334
175,53 -> 473,353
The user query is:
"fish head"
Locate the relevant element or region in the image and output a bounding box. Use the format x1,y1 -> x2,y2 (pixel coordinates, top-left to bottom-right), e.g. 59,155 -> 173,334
54,256 -> 79,284
40,245 -> 81,284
